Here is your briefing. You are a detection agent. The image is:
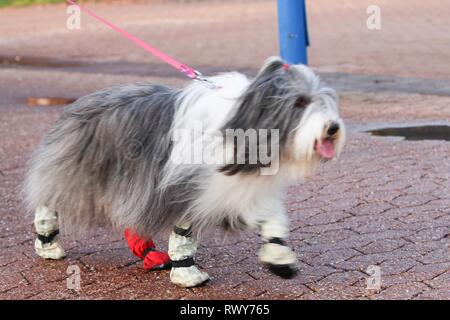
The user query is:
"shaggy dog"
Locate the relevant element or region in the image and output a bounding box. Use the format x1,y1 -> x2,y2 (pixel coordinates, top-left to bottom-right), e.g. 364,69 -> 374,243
25,57 -> 345,287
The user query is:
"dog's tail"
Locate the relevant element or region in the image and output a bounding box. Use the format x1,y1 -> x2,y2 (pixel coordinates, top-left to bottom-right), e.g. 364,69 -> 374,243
23,84 -> 192,237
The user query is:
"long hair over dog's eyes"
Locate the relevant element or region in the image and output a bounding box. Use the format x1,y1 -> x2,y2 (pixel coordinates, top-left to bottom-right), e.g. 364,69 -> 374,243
294,96 -> 311,108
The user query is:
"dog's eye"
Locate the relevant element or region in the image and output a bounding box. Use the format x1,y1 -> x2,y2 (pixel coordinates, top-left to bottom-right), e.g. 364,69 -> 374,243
294,96 -> 311,108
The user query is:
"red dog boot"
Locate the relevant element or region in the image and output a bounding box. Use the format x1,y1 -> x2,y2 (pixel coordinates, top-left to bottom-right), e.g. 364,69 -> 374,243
124,229 -> 171,271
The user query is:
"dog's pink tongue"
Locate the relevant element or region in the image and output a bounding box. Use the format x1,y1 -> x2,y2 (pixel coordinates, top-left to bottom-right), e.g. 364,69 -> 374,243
316,139 -> 335,159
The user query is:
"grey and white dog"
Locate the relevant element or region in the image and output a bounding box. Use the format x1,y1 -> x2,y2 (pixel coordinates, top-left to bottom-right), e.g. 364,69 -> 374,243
24,57 -> 345,287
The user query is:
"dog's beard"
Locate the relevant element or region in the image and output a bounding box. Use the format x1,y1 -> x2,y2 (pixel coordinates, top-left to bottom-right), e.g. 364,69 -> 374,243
282,114 -> 345,180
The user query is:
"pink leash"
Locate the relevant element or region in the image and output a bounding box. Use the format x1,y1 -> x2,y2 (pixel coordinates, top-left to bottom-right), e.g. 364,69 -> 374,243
66,0 -> 215,87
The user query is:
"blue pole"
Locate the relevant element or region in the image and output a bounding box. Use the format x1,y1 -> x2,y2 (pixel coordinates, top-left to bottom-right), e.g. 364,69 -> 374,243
277,0 -> 309,65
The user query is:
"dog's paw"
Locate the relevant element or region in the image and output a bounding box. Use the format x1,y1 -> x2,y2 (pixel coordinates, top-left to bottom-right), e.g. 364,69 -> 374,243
267,263 -> 297,279
170,266 -> 210,288
258,243 -> 297,279
35,239 -> 66,260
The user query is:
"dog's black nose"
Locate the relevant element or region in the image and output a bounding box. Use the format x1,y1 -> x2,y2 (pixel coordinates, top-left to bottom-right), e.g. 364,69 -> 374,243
327,122 -> 340,136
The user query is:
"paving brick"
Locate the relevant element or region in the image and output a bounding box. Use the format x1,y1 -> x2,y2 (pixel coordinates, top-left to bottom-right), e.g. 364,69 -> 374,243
371,282 -> 431,300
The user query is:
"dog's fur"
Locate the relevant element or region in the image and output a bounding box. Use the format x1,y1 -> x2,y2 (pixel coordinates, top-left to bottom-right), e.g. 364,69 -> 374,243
24,57 -> 345,245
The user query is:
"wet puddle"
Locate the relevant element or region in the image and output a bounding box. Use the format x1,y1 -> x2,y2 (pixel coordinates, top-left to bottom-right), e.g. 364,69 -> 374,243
367,125 -> 450,141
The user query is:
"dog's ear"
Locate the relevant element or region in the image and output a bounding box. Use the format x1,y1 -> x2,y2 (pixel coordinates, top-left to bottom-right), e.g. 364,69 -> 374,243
256,56 -> 285,76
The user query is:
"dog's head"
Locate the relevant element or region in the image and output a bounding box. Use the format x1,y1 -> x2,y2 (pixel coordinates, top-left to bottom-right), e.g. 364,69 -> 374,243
220,57 -> 345,177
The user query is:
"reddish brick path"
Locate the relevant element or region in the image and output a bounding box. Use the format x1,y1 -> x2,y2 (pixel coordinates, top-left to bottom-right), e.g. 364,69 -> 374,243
0,0 -> 449,300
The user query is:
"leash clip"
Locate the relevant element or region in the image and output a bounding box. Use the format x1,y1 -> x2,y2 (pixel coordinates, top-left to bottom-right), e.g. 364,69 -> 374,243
193,70 -> 220,90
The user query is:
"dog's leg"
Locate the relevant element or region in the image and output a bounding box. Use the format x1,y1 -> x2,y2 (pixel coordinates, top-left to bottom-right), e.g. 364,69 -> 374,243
34,206 -> 66,259
258,215 -> 297,279
168,223 -> 209,287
